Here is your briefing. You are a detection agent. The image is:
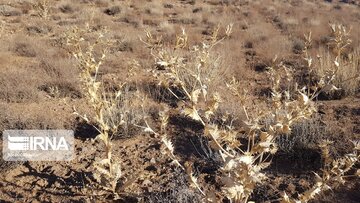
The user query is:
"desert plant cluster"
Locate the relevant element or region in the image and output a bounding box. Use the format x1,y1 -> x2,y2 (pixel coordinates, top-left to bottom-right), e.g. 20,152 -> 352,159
0,0 -> 359,202
63,21 -> 359,202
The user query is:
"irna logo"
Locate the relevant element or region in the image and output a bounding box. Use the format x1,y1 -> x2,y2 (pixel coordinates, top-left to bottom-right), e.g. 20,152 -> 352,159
3,130 -> 74,161
7,135 -> 69,151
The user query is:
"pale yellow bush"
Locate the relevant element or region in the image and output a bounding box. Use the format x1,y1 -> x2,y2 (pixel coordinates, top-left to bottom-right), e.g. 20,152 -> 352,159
302,24 -> 360,97
143,25 -> 359,203
66,26 -> 146,199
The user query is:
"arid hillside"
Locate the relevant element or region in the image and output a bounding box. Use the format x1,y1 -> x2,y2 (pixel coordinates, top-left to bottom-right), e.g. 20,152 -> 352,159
0,0 -> 359,202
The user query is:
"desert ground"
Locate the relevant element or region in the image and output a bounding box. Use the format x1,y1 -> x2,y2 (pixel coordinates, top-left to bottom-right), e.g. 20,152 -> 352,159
0,0 -> 359,202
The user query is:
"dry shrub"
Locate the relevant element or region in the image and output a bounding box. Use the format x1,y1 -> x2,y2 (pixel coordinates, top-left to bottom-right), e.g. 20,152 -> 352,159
66,25 -> 147,199
147,169 -> 201,203
275,115 -> 325,152
282,140 -> 359,203
316,47 -> 359,96
56,5 -> 359,201
0,5 -> 21,16
33,0 -> 51,19
301,24 -> 360,98
12,41 -> 37,57
142,25 -> 359,203
0,53 -> 44,102
246,22 -> 292,60
0,71 -> 39,102
0,101 -> 73,131
26,22 -> 53,36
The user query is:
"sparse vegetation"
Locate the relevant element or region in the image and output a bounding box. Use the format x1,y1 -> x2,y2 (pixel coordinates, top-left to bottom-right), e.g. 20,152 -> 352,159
0,1 -> 359,203
142,25 -> 359,202
33,0 -> 51,19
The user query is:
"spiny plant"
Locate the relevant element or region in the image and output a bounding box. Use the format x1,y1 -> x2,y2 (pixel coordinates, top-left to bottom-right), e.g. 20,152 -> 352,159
141,25 -> 233,127
328,23 -> 352,58
66,26 -> 121,196
66,26 -> 144,198
302,24 -> 359,97
142,25 -> 321,202
143,25 -> 359,202
281,140 -> 360,203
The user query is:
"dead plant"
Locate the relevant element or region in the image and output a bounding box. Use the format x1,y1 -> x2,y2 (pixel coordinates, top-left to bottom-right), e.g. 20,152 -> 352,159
142,25 -> 322,202
66,26 -> 144,199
